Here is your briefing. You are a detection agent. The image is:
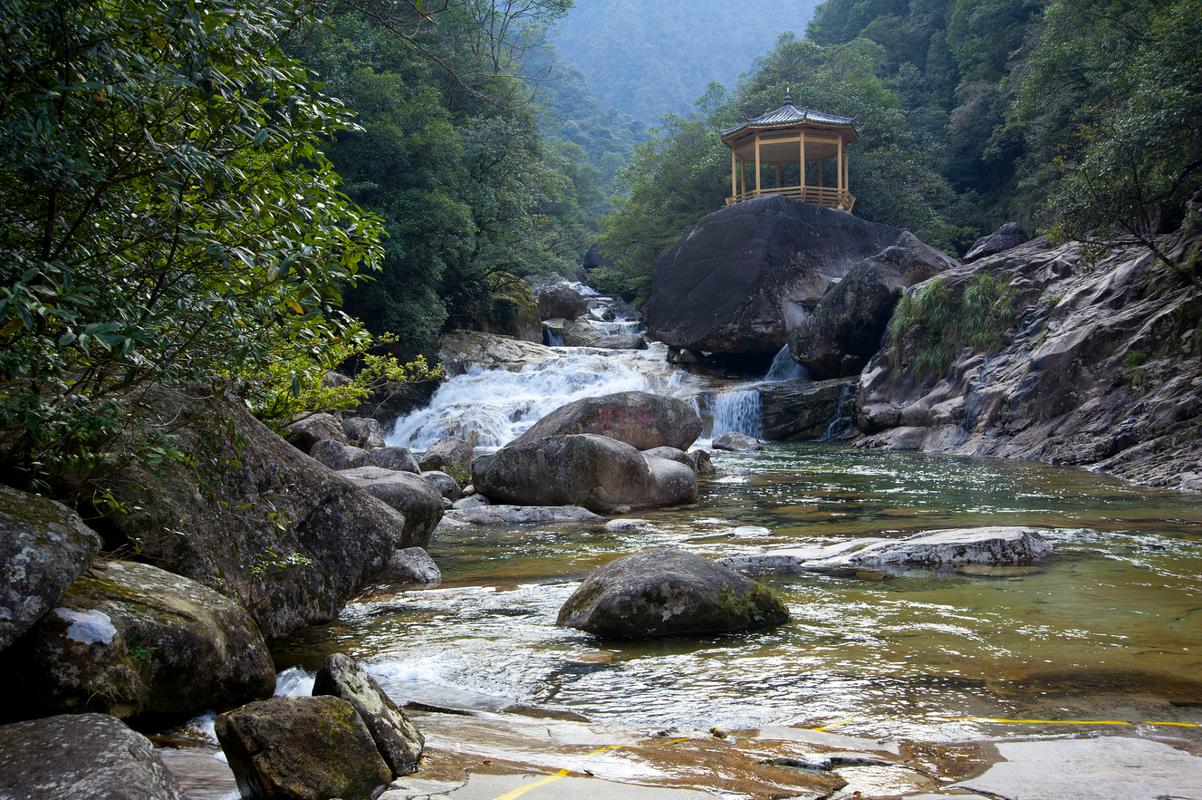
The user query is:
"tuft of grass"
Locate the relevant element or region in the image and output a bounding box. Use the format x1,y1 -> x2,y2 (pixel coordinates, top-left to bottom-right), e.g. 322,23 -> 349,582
889,274 -> 1017,379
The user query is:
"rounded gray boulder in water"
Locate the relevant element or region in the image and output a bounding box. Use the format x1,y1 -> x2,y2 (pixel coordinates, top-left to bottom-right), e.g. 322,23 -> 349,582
557,548 -> 789,638
513,391 -> 703,451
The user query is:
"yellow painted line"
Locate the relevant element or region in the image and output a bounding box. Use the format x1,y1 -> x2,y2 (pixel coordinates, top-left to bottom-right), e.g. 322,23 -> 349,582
492,744 -> 622,800
1144,721 -> 1202,728
809,717 -> 858,732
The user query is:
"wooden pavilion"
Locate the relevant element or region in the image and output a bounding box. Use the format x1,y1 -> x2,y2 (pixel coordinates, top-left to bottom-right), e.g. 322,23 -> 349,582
721,96 -> 857,211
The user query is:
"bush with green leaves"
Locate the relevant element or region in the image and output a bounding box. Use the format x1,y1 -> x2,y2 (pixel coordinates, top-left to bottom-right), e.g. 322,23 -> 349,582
0,0 -> 383,480
888,274 -> 1017,378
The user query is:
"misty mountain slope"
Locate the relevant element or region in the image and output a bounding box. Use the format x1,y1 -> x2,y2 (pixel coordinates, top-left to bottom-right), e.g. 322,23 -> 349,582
551,0 -> 822,123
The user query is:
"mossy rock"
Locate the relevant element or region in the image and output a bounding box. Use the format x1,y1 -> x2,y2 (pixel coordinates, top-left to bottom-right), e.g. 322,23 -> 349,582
557,548 -> 790,638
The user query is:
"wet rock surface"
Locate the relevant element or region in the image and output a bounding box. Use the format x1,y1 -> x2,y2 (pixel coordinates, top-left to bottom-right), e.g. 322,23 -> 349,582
557,548 -> 789,638
856,233 -> 1202,492
0,713 -> 184,800
645,196 -> 904,357
473,434 -> 697,513
514,391 -> 703,451
216,695 -> 392,800
0,484 -> 101,651
1,559 -> 275,721
378,547 -> 442,585
313,653 -> 425,777
536,283 -> 589,321
98,389 -> 410,641
438,330 -> 556,376
758,377 -> 857,440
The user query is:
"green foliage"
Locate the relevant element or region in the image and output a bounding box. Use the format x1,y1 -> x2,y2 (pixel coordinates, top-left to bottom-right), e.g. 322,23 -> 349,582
888,274 -> 1017,377
594,33 -> 968,299
0,0 -> 381,478
1007,0 -> 1202,279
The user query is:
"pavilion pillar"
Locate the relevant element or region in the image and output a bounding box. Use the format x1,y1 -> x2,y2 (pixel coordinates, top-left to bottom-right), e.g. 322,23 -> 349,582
837,135 -> 844,198
739,159 -> 746,197
754,132 -> 762,195
844,146 -> 850,197
730,149 -> 737,199
799,128 -> 807,198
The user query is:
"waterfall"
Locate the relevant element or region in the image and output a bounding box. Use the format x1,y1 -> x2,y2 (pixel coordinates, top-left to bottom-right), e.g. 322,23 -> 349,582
763,344 -> 810,382
542,327 -> 564,347
709,389 -> 763,439
820,384 -> 855,441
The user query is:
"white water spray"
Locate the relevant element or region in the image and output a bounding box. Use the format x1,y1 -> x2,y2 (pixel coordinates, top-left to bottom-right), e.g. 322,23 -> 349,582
709,389 -> 763,439
763,344 -> 810,382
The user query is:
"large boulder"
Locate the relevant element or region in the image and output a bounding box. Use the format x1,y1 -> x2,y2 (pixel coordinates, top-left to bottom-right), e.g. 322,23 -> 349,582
368,446 -> 421,474
0,713 -> 183,800
512,391 -> 703,451
341,417 -> 386,450
1,560 -> 275,721
99,390 -> 411,641
0,485 -> 101,651
712,432 -> 763,452
759,378 -> 857,440
645,196 -> 904,357
377,548 -> 442,586
338,467 -> 444,545
964,222 -> 1029,263
284,413 -> 347,454
557,548 -> 789,638
310,439 -> 371,471
789,235 -> 956,378
472,435 -> 697,513
417,436 -> 474,474
420,470 -> 462,501
216,695 -> 392,800
536,283 -> 589,321
313,653 -> 424,776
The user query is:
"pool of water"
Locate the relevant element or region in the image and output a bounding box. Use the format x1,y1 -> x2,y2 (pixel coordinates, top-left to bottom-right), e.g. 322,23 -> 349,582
273,444 -> 1202,742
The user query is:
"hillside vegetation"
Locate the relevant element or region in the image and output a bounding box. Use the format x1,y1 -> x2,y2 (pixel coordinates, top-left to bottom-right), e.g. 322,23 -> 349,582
594,0 -> 1202,300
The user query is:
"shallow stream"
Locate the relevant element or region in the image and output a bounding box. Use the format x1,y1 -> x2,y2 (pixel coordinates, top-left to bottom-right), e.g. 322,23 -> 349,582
275,444 -> 1202,742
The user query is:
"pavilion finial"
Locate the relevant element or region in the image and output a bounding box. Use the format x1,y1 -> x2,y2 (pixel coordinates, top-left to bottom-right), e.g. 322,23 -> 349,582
783,87 -> 794,106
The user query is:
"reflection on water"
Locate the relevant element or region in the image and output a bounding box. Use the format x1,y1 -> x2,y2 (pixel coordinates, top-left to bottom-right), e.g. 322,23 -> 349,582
274,444 -> 1202,741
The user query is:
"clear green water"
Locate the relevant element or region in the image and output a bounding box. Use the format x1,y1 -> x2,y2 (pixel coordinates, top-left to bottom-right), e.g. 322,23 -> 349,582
275,444 -> 1202,741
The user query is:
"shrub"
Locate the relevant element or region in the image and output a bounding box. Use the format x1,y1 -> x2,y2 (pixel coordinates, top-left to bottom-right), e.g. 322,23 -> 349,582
889,274 -> 1017,378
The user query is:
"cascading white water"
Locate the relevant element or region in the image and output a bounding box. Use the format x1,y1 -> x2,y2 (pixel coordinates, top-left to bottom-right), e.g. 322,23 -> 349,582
709,389 -> 763,439
763,344 -> 810,382
389,348 -> 697,449
390,279 -> 707,450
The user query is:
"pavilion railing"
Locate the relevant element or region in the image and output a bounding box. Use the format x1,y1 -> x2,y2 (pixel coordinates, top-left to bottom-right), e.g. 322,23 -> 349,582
725,185 -> 855,210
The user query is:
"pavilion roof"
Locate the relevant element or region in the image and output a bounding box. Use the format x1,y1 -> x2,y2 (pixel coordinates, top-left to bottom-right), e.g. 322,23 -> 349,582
721,102 -> 857,139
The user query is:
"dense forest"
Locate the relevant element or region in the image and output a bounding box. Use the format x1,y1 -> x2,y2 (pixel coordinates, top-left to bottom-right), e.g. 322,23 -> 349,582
594,0 -> 1202,299
1,0 -> 1199,482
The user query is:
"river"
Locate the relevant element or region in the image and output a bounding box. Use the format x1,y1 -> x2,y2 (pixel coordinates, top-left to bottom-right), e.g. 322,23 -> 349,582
164,285 -> 1202,798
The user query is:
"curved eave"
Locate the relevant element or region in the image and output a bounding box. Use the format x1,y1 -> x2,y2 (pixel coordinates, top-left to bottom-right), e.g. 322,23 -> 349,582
721,120 -> 860,146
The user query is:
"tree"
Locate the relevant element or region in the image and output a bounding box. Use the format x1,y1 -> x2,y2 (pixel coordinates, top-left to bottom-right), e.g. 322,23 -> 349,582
0,0 -> 382,480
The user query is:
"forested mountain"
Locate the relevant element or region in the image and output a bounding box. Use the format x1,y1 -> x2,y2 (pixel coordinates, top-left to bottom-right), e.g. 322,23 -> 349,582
594,0 -> 1202,300
551,0 -> 823,123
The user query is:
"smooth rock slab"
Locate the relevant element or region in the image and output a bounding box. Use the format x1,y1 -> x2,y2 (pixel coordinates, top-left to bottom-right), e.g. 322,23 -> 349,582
954,736 -> 1202,800
445,505 -> 603,526
721,528 -> 1053,575
311,439 -> 372,471
216,695 -> 391,800
0,484 -> 101,651
0,713 -> 183,800
313,653 -> 424,776
557,548 -> 789,638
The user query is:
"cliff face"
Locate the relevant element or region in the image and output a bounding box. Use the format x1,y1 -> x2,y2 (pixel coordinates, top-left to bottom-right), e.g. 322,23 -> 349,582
855,233 -> 1202,492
